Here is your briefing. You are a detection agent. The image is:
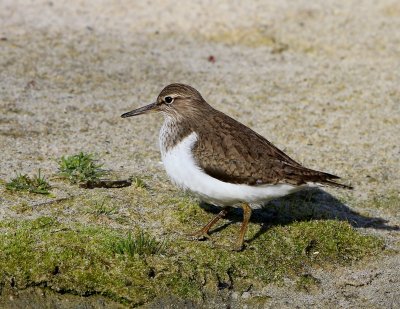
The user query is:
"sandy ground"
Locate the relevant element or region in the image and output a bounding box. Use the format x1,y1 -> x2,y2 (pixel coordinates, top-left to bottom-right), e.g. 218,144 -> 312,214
1,0 -> 399,308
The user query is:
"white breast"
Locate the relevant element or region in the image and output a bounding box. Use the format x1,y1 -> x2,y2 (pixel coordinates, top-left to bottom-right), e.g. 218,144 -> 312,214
160,131 -> 305,206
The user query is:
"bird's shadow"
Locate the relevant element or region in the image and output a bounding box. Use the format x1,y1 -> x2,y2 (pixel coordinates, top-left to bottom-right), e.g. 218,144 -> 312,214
198,188 -> 399,243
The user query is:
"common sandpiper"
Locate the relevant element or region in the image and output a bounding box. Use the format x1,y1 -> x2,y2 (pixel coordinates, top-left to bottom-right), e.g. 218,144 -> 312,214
121,83 -> 352,251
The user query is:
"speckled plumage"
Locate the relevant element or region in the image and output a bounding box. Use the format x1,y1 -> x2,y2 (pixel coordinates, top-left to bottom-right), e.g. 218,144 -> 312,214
121,83 -> 352,250
155,84 -> 351,189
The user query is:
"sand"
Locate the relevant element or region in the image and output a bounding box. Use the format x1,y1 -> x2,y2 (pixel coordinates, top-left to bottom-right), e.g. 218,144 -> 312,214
0,0 -> 399,307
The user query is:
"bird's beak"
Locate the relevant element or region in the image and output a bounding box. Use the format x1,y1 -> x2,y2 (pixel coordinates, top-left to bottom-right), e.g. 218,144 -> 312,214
121,102 -> 158,118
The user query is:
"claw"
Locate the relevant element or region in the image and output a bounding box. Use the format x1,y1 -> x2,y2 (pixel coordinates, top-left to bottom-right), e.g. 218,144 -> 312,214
188,230 -> 211,241
187,206 -> 230,242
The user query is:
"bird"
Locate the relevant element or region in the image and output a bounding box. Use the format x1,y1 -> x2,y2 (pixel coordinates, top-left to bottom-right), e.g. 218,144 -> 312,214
121,83 -> 352,251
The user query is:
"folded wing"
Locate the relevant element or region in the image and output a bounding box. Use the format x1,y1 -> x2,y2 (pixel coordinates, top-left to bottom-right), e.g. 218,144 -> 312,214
192,110 -> 352,189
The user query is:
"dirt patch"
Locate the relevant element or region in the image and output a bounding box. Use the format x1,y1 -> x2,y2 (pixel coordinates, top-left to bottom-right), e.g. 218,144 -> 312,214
0,0 -> 399,308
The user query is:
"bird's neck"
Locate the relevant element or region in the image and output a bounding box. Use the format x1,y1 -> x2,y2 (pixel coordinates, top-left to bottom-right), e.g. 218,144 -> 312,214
159,115 -> 194,155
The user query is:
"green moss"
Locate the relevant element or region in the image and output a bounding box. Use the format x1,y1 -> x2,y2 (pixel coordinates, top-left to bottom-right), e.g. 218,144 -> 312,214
0,218 -> 154,306
158,194 -> 213,235
0,216 -> 383,306
262,190 -> 322,223
295,274 -> 321,292
10,201 -> 33,214
174,198 -> 206,224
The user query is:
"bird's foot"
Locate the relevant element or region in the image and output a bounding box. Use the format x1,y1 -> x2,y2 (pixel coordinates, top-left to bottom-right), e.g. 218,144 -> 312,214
187,229 -> 212,241
232,241 -> 245,252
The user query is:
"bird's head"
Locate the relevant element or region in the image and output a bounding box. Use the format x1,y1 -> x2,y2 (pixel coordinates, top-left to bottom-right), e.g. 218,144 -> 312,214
121,83 -> 208,121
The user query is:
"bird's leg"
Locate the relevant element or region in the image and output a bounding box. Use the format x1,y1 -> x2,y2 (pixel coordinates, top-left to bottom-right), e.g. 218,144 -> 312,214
234,203 -> 252,251
190,206 -> 230,239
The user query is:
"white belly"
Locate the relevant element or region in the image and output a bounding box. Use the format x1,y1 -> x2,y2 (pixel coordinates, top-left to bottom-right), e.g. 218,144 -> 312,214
160,132 -> 305,206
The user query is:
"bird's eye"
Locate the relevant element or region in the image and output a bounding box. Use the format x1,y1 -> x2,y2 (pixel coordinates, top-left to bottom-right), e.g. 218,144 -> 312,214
164,96 -> 173,104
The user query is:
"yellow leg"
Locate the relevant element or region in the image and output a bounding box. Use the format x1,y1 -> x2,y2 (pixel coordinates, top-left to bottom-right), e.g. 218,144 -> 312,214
190,206 -> 230,238
234,203 -> 252,251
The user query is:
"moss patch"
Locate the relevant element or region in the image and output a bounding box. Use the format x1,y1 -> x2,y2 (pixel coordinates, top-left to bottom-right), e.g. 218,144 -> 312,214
295,274 -> 321,293
0,218 -> 155,306
0,216 -> 383,306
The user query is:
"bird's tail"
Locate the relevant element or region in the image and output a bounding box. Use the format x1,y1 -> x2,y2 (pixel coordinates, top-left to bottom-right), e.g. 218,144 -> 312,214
321,179 -> 353,189
304,170 -> 353,190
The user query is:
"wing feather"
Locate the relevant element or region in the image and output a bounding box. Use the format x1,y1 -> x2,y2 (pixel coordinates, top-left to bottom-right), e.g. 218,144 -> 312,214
192,109 -> 350,188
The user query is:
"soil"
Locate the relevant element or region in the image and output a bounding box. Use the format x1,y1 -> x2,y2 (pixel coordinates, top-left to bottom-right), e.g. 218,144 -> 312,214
0,0 -> 399,308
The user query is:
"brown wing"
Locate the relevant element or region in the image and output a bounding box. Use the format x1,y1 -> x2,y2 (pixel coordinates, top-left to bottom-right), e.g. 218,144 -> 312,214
192,109 -> 351,189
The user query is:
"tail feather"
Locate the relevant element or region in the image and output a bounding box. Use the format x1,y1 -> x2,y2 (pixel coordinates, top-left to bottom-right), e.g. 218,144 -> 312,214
304,169 -> 353,189
321,179 -> 353,189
